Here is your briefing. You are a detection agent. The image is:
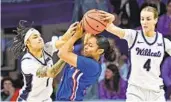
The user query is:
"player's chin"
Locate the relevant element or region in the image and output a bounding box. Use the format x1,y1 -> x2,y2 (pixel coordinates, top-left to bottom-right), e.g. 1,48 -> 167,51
37,44 -> 44,49
142,27 -> 149,32
83,52 -> 90,57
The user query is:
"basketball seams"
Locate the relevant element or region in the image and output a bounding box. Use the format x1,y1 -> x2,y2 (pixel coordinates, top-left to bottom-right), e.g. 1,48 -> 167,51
84,16 -> 102,33
86,12 -> 106,27
82,9 -> 107,34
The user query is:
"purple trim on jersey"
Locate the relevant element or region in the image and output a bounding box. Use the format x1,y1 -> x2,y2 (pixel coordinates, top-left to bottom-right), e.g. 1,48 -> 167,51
28,51 -> 47,65
159,35 -> 166,78
129,31 -> 138,49
162,35 -> 166,52
127,31 -> 138,79
19,73 -> 33,100
44,50 -> 52,58
141,30 -> 158,45
21,57 -> 31,62
127,51 -> 132,80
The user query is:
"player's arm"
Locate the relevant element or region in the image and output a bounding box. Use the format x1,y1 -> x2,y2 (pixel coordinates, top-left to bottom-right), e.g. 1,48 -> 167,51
99,10 -> 125,38
164,38 -> 171,56
36,59 -> 66,78
36,22 -> 79,78
58,23 -> 83,67
55,22 -> 79,49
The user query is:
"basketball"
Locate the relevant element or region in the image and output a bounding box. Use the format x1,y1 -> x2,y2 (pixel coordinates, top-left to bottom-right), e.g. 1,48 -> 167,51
82,9 -> 108,35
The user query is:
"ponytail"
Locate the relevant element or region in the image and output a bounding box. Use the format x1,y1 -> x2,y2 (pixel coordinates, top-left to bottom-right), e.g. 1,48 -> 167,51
10,20 -> 32,58
104,46 -> 116,62
95,35 -> 116,61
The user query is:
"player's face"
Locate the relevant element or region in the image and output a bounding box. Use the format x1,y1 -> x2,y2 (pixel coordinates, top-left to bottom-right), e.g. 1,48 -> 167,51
105,69 -> 113,79
83,37 -> 102,58
140,10 -> 157,33
27,33 -> 44,50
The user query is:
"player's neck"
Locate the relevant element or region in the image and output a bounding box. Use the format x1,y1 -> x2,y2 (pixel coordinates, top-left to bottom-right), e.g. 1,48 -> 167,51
94,56 -> 100,61
143,30 -> 155,37
29,48 -> 43,58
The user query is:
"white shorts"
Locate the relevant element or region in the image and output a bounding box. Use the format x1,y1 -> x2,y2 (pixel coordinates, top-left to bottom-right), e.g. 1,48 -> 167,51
126,84 -> 166,102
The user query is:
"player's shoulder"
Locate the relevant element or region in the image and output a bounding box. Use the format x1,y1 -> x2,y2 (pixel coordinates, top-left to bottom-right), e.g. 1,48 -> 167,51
136,30 -> 142,33
21,53 -> 34,63
78,56 -> 100,67
164,37 -> 171,44
156,31 -> 163,37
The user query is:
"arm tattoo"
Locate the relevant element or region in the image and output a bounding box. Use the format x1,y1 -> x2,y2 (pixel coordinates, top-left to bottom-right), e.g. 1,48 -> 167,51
49,59 -> 66,77
36,66 -> 48,78
36,59 -> 66,78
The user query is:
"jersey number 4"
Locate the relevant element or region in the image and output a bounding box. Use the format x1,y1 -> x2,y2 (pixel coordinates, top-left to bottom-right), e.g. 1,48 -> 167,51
143,59 -> 151,71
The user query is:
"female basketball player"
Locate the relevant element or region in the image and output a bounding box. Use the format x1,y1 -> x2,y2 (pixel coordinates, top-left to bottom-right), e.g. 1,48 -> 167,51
56,23 -> 116,101
10,20 -> 78,102
99,6 -> 171,101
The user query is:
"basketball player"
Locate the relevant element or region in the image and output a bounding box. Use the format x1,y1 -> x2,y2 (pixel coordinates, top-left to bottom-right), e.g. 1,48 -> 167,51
99,6 -> 171,101
10,20 -> 78,102
55,23 -> 116,101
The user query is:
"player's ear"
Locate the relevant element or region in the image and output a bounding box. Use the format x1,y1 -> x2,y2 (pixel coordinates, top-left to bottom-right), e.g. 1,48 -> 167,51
26,40 -> 30,46
97,49 -> 104,55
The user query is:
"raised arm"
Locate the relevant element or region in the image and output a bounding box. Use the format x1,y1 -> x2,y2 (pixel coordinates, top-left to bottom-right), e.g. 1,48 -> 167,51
36,22 -> 79,78
99,10 -> 126,38
55,22 -> 79,49
58,23 -> 83,67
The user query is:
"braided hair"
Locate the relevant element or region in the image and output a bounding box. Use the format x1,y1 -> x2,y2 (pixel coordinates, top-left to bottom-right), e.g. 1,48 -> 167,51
10,20 -> 33,58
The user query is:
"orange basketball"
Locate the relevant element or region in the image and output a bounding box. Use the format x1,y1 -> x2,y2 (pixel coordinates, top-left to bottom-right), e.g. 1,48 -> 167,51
82,9 -> 108,35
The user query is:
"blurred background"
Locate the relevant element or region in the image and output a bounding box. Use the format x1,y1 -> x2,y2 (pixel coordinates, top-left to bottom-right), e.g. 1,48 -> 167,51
1,0 -> 171,101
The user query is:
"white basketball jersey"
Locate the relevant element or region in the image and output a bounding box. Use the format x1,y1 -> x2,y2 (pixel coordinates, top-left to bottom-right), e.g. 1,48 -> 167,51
128,30 -> 165,91
18,37 -> 58,101
19,52 -> 53,101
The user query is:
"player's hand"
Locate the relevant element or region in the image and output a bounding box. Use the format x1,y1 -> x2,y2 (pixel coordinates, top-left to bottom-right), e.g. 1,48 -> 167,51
61,22 -> 79,41
73,22 -> 83,39
98,10 -> 115,26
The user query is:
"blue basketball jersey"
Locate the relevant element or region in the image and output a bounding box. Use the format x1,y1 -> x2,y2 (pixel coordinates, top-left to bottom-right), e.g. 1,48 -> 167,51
56,56 -> 101,101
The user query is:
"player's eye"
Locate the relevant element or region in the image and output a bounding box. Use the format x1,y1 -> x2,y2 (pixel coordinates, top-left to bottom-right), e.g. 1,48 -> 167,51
147,18 -> 151,21
33,36 -> 37,38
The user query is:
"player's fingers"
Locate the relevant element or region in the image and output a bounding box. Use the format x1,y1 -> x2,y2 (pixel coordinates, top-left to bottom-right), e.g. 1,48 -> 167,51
98,10 -> 108,14
70,26 -> 77,31
98,13 -> 108,17
70,22 -> 79,28
101,16 -> 113,21
70,31 -> 76,36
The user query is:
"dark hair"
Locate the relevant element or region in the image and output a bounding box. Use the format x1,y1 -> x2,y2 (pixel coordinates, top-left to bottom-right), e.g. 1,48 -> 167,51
95,35 -> 116,62
10,20 -> 32,58
1,77 -> 14,89
105,64 -> 120,92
